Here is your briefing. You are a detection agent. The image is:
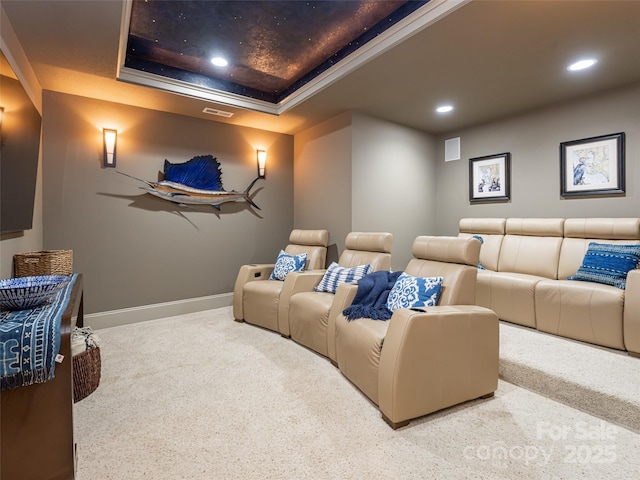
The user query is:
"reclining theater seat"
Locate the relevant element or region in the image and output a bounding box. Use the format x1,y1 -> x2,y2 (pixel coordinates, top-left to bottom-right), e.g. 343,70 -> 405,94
334,236 -> 499,429
288,232 -> 393,360
536,218 -> 640,350
476,218 -> 564,328
233,229 -> 329,335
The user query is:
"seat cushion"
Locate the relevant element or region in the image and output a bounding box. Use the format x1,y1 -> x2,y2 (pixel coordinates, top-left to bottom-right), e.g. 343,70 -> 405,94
476,270 -> 541,327
335,314 -> 389,404
242,280 -> 284,332
535,279 -> 625,350
289,291 -> 335,356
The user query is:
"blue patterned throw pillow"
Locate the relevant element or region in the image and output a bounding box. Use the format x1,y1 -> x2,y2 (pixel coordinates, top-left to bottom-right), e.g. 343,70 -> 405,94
472,235 -> 486,270
315,262 -> 372,293
386,273 -> 444,312
568,242 -> 640,289
269,250 -> 307,281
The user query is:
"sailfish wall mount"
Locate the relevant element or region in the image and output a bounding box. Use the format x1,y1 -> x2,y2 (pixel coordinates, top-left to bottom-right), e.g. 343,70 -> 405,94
118,155 -> 261,210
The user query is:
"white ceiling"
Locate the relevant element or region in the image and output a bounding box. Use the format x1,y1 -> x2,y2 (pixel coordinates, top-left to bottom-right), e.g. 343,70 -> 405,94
3,0 -> 640,136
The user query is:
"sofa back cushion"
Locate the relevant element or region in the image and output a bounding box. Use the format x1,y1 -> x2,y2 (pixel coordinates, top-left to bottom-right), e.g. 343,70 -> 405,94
558,218 -> 640,279
405,236 -> 480,306
458,218 -> 505,271
498,218 -> 564,279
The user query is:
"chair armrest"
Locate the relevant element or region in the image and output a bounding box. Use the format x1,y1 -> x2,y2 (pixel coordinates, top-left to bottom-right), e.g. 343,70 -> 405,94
277,270 -> 327,336
232,263 -> 275,321
378,305 -> 499,427
624,269 -> 640,355
327,283 -> 359,363
287,270 -> 327,292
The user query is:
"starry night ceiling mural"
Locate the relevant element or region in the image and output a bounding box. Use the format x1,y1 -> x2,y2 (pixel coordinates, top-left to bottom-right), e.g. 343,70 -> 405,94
123,0 -> 428,106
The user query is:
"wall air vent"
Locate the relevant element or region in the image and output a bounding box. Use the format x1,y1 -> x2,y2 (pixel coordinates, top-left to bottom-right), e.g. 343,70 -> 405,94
444,137 -> 461,162
202,107 -> 234,118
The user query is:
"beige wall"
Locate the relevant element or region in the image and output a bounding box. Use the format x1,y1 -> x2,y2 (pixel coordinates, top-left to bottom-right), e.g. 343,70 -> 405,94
294,83 -> 640,269
435,82 -> 640,235
294,111 -> 436,270
351,112 -> 437,270
42,91 -> 293,315
0,6 -> 44,278
294,111 -> 353,260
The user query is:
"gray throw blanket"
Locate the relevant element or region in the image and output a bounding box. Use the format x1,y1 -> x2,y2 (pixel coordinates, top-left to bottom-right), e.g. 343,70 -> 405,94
342,270 -> 403,321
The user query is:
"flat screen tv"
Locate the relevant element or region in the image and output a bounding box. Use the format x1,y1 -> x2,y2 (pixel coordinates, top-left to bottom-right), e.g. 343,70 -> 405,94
1,51 -> 42,234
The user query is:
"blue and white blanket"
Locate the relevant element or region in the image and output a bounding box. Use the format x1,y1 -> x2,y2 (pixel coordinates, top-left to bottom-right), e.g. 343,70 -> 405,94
0,274 -> 77,390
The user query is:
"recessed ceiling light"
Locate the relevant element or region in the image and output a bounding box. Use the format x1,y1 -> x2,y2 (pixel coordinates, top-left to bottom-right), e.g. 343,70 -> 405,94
436,105 -> 454,113
211,56 -> 228,67
567,58 -> 597,71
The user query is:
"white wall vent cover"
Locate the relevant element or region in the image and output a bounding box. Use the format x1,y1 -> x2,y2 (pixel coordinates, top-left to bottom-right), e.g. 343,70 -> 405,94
444,137 -> 461,162
202,107 -> 234,118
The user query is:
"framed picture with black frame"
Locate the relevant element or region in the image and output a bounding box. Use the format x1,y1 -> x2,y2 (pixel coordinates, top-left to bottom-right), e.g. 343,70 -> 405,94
469,152 -> 511,203
560,132 -> 625,198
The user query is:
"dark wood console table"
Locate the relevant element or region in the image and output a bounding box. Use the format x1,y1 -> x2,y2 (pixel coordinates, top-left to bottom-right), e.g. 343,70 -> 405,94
1,274 -> 83,480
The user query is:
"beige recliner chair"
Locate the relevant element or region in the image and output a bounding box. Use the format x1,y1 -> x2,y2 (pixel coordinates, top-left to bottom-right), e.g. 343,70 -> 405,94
233,229 -> 329,336
288,232 -> 393,360
334,236 -> 499,429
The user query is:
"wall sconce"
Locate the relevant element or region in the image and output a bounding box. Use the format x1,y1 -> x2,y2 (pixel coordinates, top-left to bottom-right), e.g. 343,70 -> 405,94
257,149 -> 267,178
103,128 -> 117,168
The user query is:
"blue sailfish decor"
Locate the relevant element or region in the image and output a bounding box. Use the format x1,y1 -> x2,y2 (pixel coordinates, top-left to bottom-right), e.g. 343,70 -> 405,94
118,155 -> 261,210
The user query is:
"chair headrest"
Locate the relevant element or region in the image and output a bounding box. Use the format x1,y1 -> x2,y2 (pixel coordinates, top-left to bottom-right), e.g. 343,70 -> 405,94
459,218 -> 506,235
289,229 -> 329,247
505,218 -> 564,237
564,218 -> 640,240
344,232 -> 393,253
412,236 -> 480,267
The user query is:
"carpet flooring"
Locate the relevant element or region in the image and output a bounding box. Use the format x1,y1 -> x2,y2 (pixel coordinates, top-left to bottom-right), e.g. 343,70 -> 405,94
74,307 -> 640,479
499,322 -> 640,433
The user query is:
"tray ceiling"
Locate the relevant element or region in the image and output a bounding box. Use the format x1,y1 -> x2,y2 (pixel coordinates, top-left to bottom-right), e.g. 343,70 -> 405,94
118,0 -> 434,114
3,1 -> 640,135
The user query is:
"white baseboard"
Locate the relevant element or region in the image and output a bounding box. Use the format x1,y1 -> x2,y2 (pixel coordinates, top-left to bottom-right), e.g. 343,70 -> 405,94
85,292 -> 233,330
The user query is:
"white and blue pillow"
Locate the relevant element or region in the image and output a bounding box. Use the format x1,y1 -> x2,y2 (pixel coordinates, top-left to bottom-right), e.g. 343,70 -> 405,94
269,250 -> 307,281
386,273 -> 443,312
568,242 -> 640,289
314,262 -> 372,293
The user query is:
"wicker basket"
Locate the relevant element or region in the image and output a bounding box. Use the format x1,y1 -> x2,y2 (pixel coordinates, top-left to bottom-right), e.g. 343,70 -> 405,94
73,346 -> 101,403
14,250 -> 73,277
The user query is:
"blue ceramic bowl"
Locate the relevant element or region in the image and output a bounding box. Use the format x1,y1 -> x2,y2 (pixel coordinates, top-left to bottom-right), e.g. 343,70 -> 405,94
0,275 -> 70,310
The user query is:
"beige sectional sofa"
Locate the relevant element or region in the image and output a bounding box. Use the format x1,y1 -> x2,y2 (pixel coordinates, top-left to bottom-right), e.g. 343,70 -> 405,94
459,218 -> 640,356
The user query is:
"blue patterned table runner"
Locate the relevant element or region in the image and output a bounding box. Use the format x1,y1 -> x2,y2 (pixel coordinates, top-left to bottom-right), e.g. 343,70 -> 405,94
1,274 -> 78,390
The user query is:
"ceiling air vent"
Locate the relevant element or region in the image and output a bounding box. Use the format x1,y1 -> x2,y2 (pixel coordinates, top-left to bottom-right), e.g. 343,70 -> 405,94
202,107 -> 234,118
